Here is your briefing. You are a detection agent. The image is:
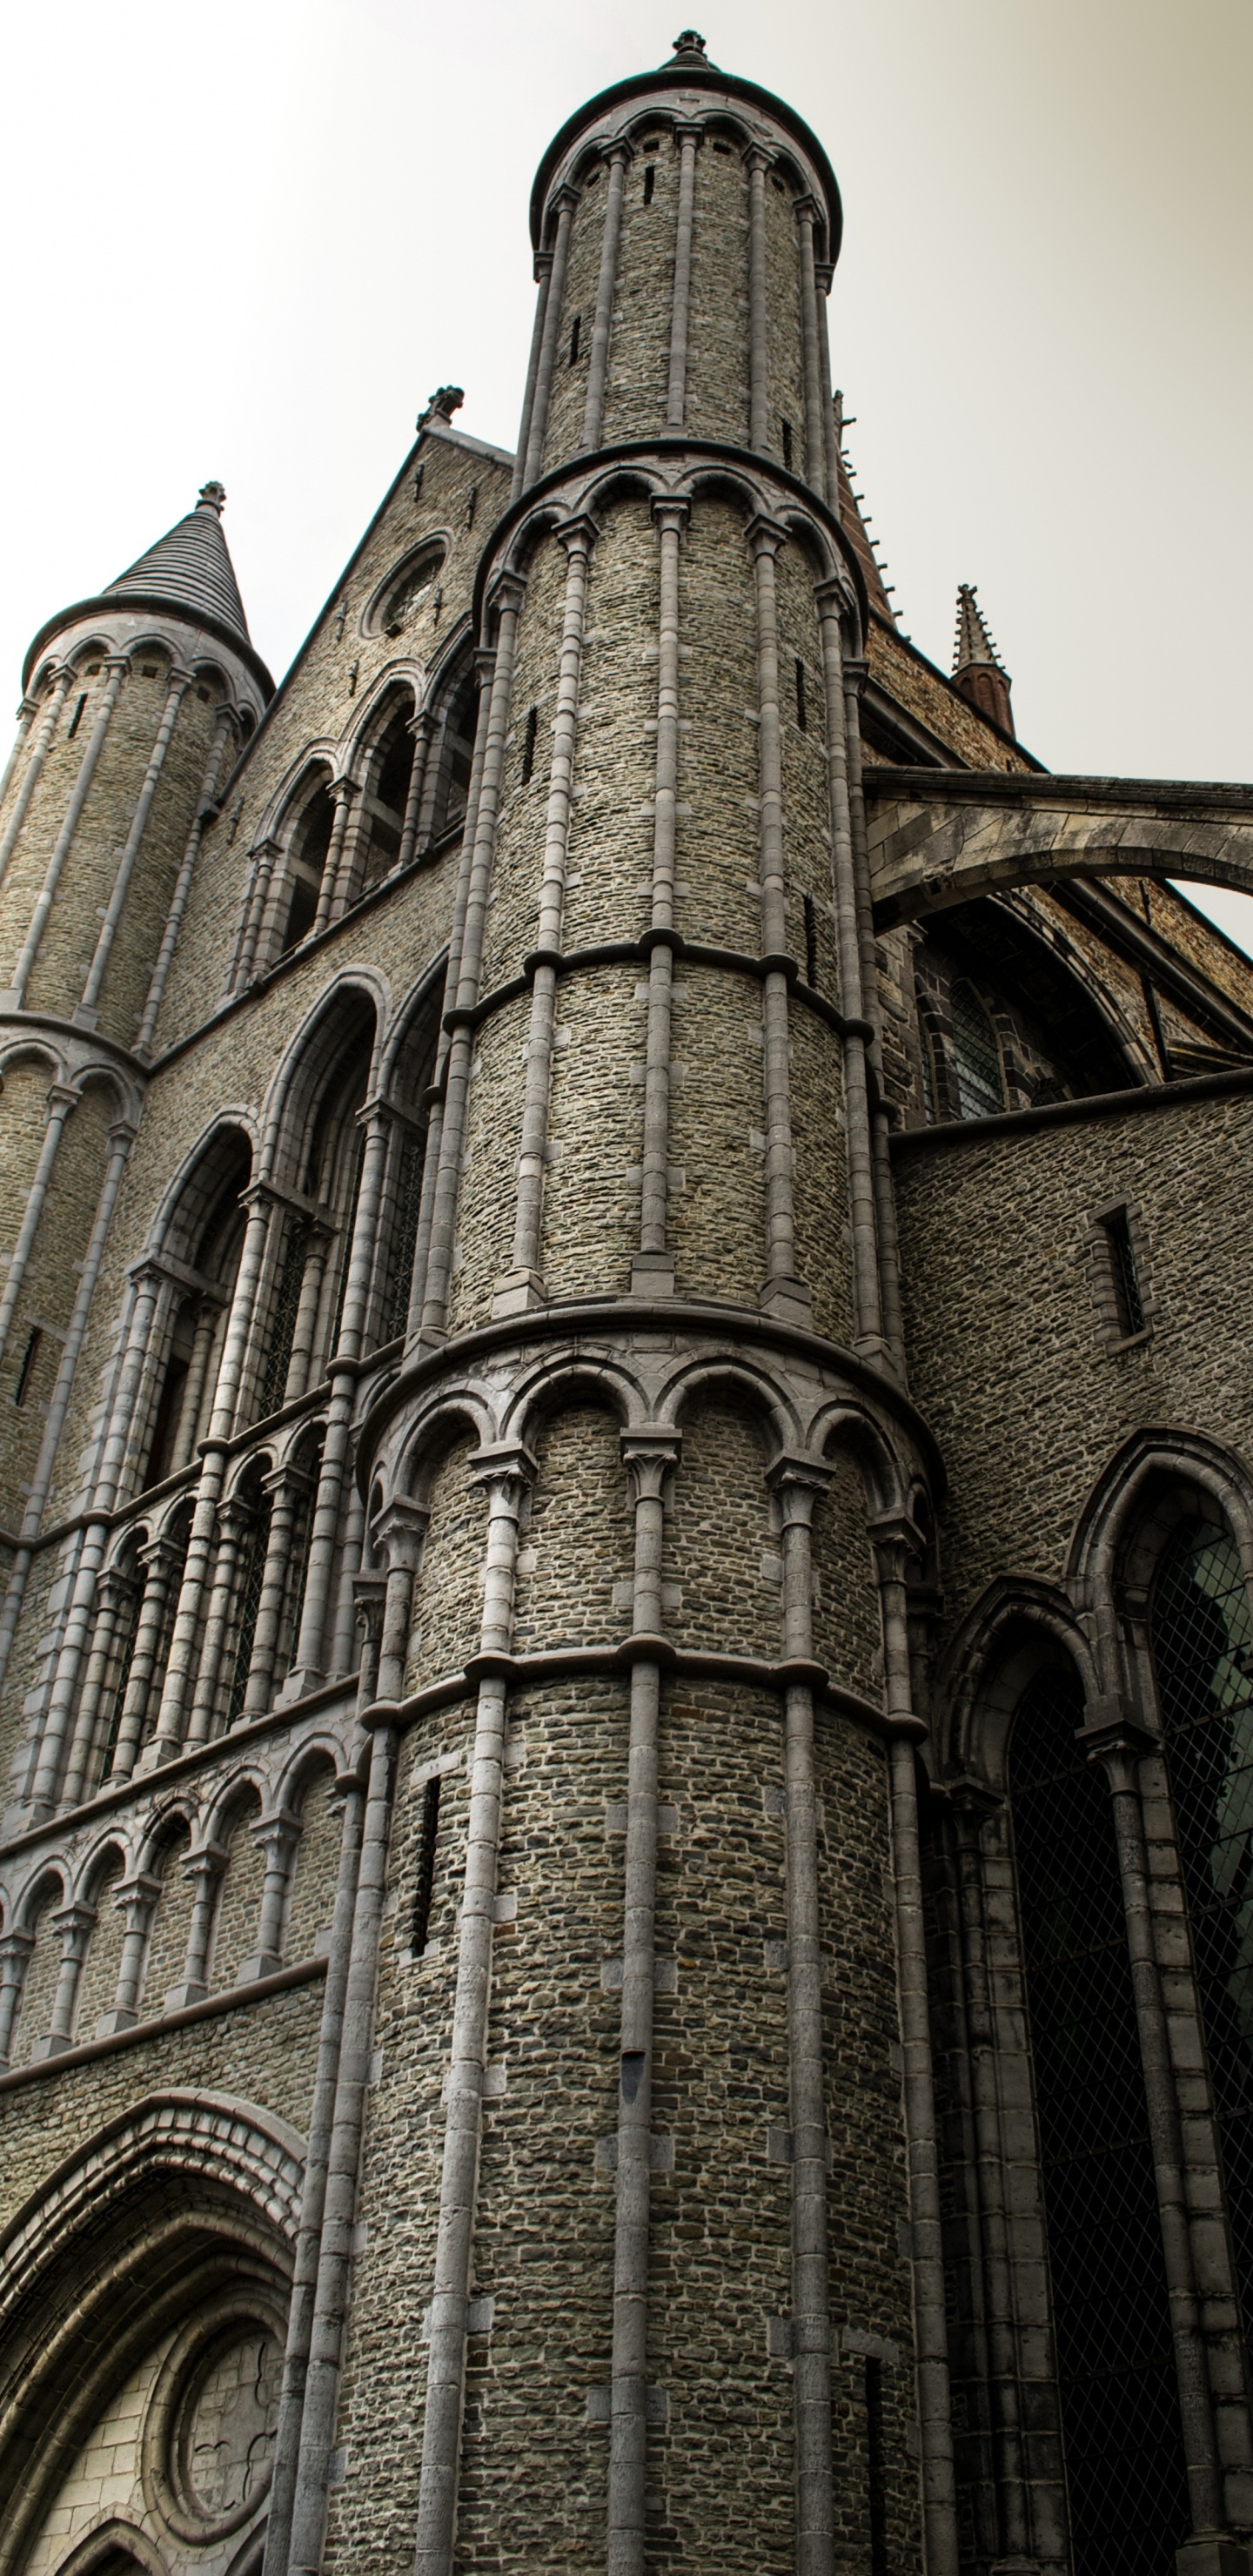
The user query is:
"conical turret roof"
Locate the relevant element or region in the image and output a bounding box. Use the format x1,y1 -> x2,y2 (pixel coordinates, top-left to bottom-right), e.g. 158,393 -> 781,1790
105,481 -> 251,645
22,479 -> 272,698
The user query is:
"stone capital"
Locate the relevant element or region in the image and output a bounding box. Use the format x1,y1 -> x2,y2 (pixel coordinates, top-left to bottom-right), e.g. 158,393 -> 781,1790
469,1440 -> 538,1504
550,183 -> 580,218
652,497 -> 691,540
327,775 -> 360,807
115,1871 -> 163,1923
557,512 -> 600,557
793,192 -> 821,228
814,577 -> 854,624
251,1808 -> 301,1855
621,1426 -> 682,1504
743,142 -> 773,173
353,1573 -> 387,1647
672,121 -> 704,148
814,260 -> 834,293
183,1839 -> 230,1885
766,1452 -> 832,1526
487,570 -> 527,625
371,1495 -> 430,1573
746,513 -> 788,561
533,248 -> 553,284
1075,1694 -> 1158,1776
51,1902 -> 97,1956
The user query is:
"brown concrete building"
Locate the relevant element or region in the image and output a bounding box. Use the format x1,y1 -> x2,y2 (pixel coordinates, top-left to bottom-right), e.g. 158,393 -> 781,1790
0,29 -> 1251,2576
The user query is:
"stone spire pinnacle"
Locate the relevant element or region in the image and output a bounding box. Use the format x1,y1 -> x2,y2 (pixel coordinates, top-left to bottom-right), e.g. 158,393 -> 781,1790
668,29 -> 711,66
104,482 -> 252,647
952,583 -> 1015,739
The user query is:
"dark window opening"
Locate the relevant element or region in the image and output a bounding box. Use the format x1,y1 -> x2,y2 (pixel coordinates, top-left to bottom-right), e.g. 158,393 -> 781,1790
141,663 -> 157,678
781,418 -> 794,471
359,707 -> 416,890
950,980 -> 1005,1120
279,783 -> 336,956
226,1491 -> 271,1727
432,673 -> 480,839
569,312 -> 581,366
13,1325 -> 42,1407
794,656 -> 807,731
379,1127 -> 427,1345
1102,1206 -> 1145,1338
521,704 -> 539,785
713,140 -> 732,155
197,685 -> 211,702
643,163 -> 656,205
143,1299 -> 198,1491
86,661 -> 101,674
412,1773 -> 443,1954
466,486 -> 479,530
1009,1661 -> 1189,2573
412,464 -> 424,500
1154,1519 -> 1253,2370
802,891 -> 817,988
66,694 -> 86,741
258,1221 -> 309,1419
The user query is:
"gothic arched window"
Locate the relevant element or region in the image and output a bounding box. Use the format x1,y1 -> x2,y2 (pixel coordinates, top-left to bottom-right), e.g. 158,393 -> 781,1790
1008,1658 -> 1189,2573
950,979 -> 1006,1120
1153,1513 -> 1253,2355
279,780 -> 335,954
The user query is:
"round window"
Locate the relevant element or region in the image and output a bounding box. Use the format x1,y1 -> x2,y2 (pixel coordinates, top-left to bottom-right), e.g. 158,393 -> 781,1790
142,2291 -> 286,2546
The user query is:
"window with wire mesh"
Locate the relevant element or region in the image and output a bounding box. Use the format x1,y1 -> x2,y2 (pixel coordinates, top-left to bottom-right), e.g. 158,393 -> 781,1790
1009,1661 -> 1189,2573
99,1577 -> 142,1784
282,1452 -> 322,1680
1153,1516 -> 1253,2371
379,1130 -> 426,1346
226,1493 -> 271,1727
257,1221 -> 309,1419
327,1134 -> 365,1361
950,981 -> 1006,1121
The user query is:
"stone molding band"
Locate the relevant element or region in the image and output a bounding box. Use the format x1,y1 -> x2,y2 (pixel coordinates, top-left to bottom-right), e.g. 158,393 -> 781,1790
0,1953 -> 325,2095
355,1642 -> 921,1746
438,933 -> 876,1046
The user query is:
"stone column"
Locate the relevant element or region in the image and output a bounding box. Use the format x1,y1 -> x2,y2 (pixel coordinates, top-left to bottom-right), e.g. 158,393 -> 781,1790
135,701 -> 237,1055
583,143 -> 631,451
421,579 -> 526,1341
318,778 -> 359,931
794,198 -> 828,501
108,1533 -> 181,1782
0,667 -> 73,891
171,1296 -> 224,1473
0,1081 -> 77,1369
352,1575 -> 386,1707
96,1871 -> 162,2034
406,648 -> 496,1345
1077,1700 -> 1229,2549
238,1811 -> 301,1982
231,837 -> 280,992
496,515 -> 596,1315
664,126 -> 702,430
61,1562 -> 139,1805
10,1113 -> 135,1808
608,1427 -> 680,2576
0,1931 -> 35,2068
398,711 -> 437,870
288,1513 -> 423,2573
814,264 -> 842,507
414,1444 -> 534,2576
145,1188 -> 275,1755
749,520 -> 808,1323
512,249 -> 554,503
842,657 -> 907,1370
0,694 -> 40,809
4,654 -> 129,1009
872,1514 -> 960,2576
767,1455 -> 836,2576
281,1223 -> 332,1408
185,1492 -> 256,1748
263,1767 -> 367,2576
326,1478 -> 367,1679
28,1902 -> 95,2058
633,500 -> 688,1299
239,1463 -> 313,1721
77,663 -> 192,1023
746,147 -> 772,453
164,1841 -> 228,2009
523,189 -> 579,485
814,586 -> 883,1355
285,1106 -> 393,1699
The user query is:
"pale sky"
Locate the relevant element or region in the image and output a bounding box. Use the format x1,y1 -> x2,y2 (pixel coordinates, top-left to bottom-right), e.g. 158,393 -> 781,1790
3,0 -> 1250,943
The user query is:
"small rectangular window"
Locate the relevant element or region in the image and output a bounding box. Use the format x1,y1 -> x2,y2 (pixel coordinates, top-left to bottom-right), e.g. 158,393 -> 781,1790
66,694 -> 86,740
794,656 -> 807,732
412,464 -> 425,501
13,1326 -> 42,1408
466,486 -> 478,530
781,417 -> 794,471
1102,1206 -> 1145,1338
802,890 -> 817,987
643,162 -> 656,205
412,1774 -> 443,1955
521,704 -> 539,784
569,312 -> 581,366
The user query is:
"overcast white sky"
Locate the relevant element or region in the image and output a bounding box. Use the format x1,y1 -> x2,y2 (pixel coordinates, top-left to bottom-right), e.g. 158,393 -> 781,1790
3,0 -> 1250,942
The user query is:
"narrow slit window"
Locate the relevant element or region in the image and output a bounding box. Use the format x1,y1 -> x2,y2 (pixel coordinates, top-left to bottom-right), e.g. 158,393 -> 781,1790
66,694 -> 86,741
521,704 -> 539,784
1102,1206 -> 1145,1338
466,486 -> 478,530
412,464 -> 424,501
802,891 -> 818,987
13,1326 -> 42,1408
643,162 -> 656,205
865,2357 -> 888,2576
781,417 -> 794,472
569,312 -> 581,366
412,1774 -> 443,1955
794,657 -> 807,732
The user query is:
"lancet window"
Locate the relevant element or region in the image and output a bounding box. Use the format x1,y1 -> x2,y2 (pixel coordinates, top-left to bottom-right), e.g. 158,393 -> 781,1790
1007,1658 -> 1190,2570
278,774 -> 335,953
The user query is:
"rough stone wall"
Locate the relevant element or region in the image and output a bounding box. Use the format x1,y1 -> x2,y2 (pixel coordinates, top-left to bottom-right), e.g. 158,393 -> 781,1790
762,171 -> 806,471
600,142 -> 676,447
894,1087 -> 1253,1640
0,1072 -> 117,1530
685,140 -> 749,446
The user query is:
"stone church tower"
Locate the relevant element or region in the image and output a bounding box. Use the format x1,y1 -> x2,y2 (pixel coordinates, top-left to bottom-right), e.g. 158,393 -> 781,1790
2,29 -> 1253,2576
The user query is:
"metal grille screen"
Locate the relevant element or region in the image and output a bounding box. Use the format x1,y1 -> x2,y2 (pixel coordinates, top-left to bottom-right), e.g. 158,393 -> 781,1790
1154,1516 -> 1253,2361
1009,1664 -> 1189,2572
